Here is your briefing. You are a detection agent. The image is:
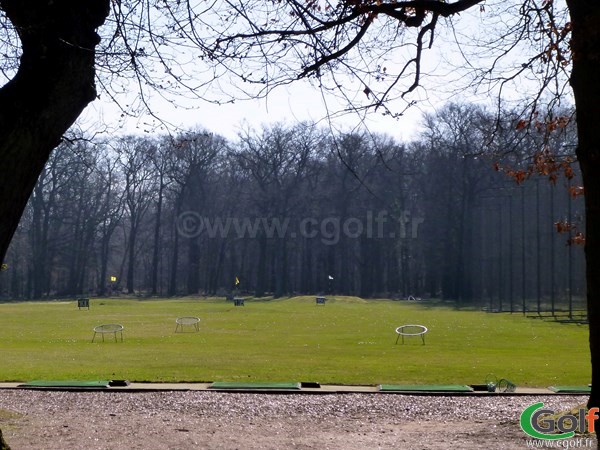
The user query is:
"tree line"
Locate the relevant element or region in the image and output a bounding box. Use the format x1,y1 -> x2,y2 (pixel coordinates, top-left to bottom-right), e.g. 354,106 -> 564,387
0,103 -> 584,308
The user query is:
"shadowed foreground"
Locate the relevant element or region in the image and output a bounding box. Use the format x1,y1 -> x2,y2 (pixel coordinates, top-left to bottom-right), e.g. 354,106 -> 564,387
0,390 -> 595,449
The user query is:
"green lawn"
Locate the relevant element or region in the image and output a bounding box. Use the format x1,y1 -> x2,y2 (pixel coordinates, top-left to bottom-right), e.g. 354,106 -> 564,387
0,296 -> 590,387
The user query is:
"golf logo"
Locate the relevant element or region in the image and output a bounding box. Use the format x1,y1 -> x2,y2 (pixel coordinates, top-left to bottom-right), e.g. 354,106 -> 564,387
520,402 -> 598,440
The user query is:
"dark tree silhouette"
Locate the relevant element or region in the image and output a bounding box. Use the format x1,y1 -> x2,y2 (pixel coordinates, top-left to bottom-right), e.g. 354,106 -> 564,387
0,1 -> 110,269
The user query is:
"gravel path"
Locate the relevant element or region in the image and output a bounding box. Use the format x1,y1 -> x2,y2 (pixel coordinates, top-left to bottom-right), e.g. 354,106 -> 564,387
0,390 -> 595,449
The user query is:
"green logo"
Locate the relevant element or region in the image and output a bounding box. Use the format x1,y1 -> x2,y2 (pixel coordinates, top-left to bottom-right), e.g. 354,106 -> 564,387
520,402 -> 598,440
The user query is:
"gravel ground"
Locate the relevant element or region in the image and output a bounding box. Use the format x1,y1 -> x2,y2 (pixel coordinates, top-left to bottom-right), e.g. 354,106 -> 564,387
0,390 -> 596,449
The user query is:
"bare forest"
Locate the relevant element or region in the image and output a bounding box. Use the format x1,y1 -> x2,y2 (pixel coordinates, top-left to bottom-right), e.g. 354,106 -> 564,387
0,103 -> 584,314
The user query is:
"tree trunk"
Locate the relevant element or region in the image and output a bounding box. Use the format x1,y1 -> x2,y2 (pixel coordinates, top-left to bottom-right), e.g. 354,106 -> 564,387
301,237 -> 312,293
274,241 -> 287,298
0,0 -> 110,444
0,427 -> 10,450
0,1 -> 110,264
255,234 -> 267,297
169,226 -> 180,296
187,237 -> 200,295
567,0 -> 600,435
127,220 -> 137,294
98,218 -> 119,296
98,229 -> 110,296
67,205 -> 84,295
30,178 -> 46,298
168,198 -> 184,297
151,176 -> 164,295
209,240 -> 226,295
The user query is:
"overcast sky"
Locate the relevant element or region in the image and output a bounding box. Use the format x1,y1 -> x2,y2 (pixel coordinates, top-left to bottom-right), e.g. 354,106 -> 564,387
81,73 -> 433,142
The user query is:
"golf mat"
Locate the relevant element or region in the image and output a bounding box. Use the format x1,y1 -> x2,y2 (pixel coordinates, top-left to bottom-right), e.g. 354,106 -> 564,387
19,380 -> 111,388
209,381 -> 301,390
379,384 -> 474,392
548,385 -> 592,393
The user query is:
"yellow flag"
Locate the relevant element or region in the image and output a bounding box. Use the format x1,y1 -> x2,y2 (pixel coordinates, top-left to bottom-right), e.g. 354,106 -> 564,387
235,276 -> 240,286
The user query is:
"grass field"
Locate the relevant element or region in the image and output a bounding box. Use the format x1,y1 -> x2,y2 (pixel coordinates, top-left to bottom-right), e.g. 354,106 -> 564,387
0,296 -> 590,387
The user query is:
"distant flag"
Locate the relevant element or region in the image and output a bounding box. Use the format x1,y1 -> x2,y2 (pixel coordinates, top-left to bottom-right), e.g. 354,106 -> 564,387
235,276 -> 240,286
328,275 -> 334,280
110,276 -> 117,282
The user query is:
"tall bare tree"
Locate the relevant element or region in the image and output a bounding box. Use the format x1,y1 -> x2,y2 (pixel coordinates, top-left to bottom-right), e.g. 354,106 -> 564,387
115,136 -> 157,294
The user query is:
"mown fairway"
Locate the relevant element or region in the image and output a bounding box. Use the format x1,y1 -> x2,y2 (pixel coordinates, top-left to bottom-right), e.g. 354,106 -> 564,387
0,296 -> 590,386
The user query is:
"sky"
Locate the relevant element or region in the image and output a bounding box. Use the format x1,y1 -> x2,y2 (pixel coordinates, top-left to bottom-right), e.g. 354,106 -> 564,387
81,71 -> 432,143
76,1 -> 571,144
76,3 -> 483,143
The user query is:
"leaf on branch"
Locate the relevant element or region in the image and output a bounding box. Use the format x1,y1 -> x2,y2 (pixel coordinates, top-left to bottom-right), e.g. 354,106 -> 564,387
363,86 -> 371,98
569,232 -> 586,246
516,119 -> 529,130
568,185 -> 584,198
557,116 -> 570,128
493,162 -> 531,185
526,149 -> 577,184
555,221 -> 585,245
505,169 -> 529,185
518,112 -> 572,134
555,220 -> 573,234
564,165 -> 575,180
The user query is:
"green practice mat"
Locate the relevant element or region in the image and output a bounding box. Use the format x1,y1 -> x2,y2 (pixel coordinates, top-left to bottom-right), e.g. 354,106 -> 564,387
549,385 -> 592,393
209,381 -> 301,390
379,384 -> 474,392
19,380 -> 111,388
